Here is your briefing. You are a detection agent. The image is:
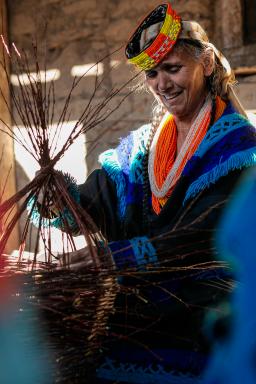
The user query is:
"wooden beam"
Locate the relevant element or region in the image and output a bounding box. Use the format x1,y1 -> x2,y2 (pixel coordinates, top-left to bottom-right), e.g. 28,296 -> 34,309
0,0 -> 20,253
234,66 -> 256,76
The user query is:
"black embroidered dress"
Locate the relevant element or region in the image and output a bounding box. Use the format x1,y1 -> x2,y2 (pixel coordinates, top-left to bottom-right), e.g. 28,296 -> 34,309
32,103 -> 256,383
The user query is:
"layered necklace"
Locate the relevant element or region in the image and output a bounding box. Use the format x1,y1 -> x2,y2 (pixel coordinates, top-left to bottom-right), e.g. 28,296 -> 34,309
148,94 -> 213,214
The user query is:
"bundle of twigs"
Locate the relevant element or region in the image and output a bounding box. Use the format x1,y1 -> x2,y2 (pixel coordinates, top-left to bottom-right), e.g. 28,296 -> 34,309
0,36 -> 135,381
0,36 -> 136,261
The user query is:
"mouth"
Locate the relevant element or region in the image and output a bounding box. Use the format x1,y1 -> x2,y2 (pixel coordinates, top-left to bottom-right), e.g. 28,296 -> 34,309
162,91 -> 182,101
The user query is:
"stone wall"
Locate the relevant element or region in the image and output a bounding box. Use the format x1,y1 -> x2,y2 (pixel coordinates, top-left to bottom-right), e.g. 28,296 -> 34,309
236,75 -> 256,112
213,0 -> 256,115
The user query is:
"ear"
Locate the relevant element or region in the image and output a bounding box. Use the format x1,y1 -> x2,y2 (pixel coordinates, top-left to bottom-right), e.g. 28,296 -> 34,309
202,48 -> 215,77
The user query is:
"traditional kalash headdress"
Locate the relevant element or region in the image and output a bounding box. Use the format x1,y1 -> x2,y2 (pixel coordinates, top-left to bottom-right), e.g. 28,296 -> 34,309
125,2 -> 246,116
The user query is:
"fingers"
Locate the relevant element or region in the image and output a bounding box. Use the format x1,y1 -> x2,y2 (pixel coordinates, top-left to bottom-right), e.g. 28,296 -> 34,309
57,246 -> 97,270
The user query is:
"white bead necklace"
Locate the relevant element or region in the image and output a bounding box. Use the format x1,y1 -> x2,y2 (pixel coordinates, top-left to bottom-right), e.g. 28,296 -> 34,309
148,95 -> 212,198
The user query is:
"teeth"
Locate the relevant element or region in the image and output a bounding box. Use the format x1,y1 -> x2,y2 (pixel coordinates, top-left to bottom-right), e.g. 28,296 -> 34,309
164,93 -> 180,100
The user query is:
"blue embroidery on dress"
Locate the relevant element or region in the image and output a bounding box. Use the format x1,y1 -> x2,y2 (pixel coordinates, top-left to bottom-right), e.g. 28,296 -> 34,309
109,239 -> 137,269
195,114 -> 250,159
109,236 -> 157,270
97,358 -> 203,384
182,113 -> 256,204
130,236 -> 157,267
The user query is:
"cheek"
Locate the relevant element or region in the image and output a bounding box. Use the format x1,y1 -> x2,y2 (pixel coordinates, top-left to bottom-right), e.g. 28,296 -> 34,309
172,70 -> 195,92
192,68 -> 206,90
186,73 -> 205,98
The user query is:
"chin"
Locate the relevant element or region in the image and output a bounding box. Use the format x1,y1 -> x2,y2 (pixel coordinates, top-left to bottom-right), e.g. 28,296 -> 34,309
165,104 -> 183,116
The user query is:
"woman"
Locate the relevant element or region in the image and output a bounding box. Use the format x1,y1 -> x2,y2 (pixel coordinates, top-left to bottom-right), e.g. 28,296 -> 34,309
32,3 -> 256,383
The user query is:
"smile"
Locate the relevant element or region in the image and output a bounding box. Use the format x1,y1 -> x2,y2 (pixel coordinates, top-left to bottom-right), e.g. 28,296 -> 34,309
162,91 -> 182,101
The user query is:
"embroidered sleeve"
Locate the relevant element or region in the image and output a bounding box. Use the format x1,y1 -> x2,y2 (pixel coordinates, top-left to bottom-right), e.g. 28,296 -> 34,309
108,236 -> 157,270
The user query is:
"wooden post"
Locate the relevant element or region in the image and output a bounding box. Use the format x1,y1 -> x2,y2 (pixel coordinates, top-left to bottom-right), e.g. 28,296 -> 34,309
0,0 -> 20,253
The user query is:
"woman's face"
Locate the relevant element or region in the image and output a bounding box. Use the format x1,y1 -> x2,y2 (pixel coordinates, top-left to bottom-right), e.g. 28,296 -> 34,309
145,47 -> 211,121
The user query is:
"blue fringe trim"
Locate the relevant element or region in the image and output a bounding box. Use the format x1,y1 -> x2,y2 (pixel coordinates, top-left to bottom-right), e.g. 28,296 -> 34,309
99,148 -> 127,219
196,114 -> 249,159
97,358 -> 202,384
129,124 -> 151,184
99,125 -> 151,219
28,172 -> 80,231
129,152 -> 144,185
184,148 -> 256,204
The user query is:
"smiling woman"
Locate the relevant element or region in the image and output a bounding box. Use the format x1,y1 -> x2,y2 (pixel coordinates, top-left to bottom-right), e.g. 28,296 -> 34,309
29,2 -> 256,383
145,46 -> 213,121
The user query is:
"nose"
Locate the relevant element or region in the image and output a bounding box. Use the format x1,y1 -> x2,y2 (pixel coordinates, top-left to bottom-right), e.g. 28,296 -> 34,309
157,71 -> 171,94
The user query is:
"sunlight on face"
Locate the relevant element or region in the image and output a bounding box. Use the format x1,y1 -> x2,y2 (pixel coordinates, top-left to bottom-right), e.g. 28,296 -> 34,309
145,48 -> 209,121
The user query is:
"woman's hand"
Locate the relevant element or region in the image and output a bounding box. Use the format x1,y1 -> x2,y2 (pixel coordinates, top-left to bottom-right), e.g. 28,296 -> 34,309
57,245 -> 113,271
57,246 -> 96,270
34,169 -> 62,218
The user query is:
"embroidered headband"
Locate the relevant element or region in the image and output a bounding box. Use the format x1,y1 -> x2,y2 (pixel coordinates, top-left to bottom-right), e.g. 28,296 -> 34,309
125,3 -> 229,75
125,3 -> 181,70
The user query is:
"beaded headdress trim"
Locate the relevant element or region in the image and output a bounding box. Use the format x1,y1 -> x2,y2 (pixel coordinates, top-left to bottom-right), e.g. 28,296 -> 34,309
125,3 -> 181,70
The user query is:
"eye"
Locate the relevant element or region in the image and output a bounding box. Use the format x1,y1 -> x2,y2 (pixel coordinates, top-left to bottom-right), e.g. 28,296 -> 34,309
145,70 -> 157,79
165,65 -> 182,74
